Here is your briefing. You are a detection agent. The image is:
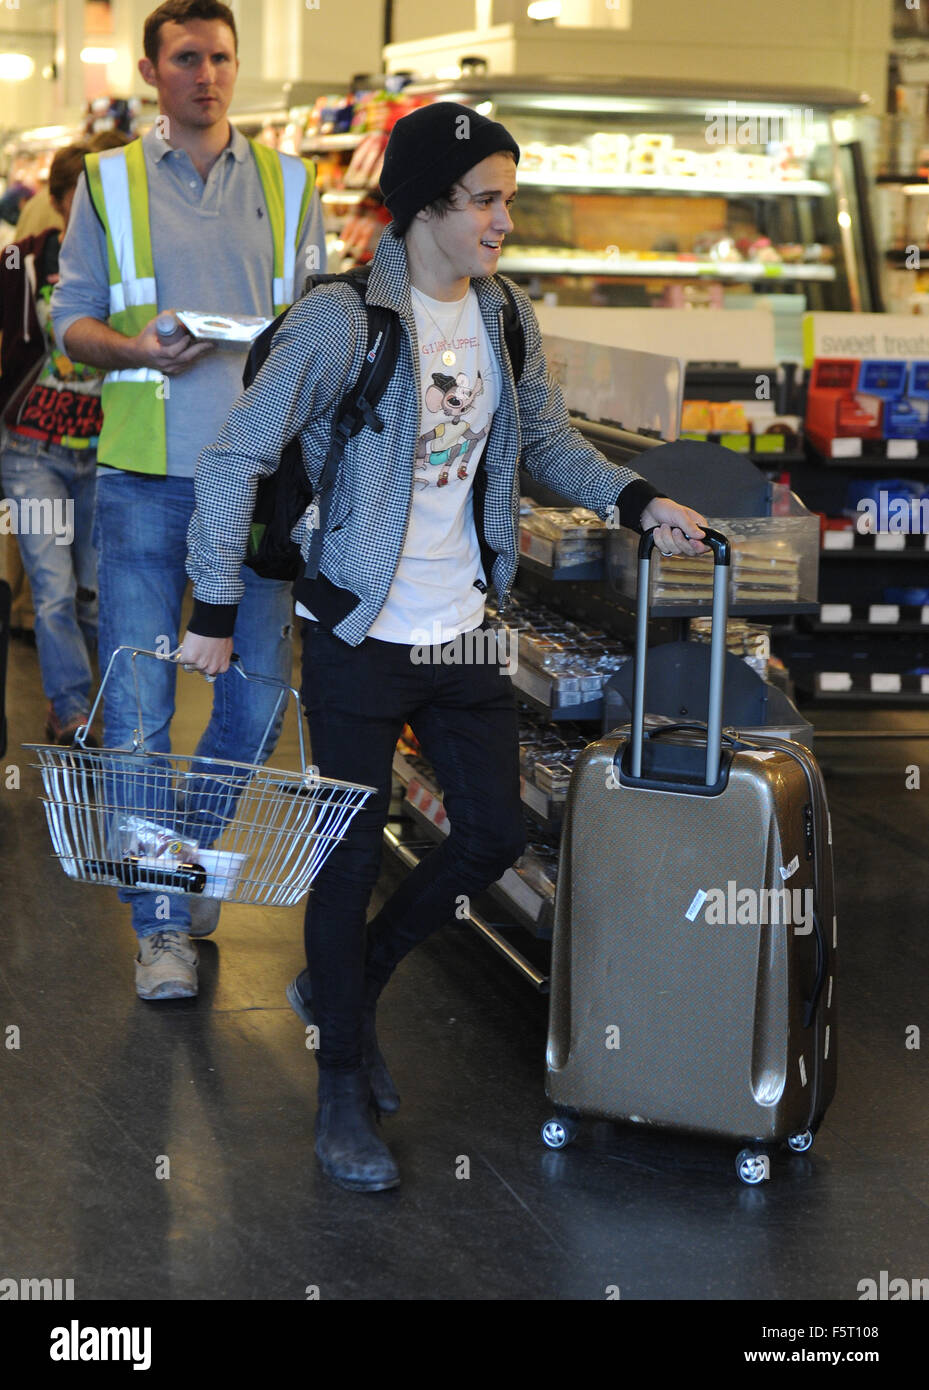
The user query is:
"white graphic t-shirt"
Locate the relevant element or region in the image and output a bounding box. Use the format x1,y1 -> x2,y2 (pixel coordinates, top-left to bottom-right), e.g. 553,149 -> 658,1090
298,285 -> 500,643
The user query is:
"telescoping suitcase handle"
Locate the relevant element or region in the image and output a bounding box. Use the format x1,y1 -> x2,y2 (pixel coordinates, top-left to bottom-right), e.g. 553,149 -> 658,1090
630,527 -> 731,786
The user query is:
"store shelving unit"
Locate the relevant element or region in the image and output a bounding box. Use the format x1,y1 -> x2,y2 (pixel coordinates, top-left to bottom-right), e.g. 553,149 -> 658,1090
398,76 -> 869,312
772,439 -> 929,703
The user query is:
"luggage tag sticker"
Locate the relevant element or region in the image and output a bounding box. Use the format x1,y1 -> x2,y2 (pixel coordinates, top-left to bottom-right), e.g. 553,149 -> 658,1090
780,854 -> 800,880
685,889 -> 707,921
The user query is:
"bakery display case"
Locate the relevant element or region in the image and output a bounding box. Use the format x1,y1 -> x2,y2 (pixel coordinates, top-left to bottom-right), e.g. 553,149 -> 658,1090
400,76 -> 872,312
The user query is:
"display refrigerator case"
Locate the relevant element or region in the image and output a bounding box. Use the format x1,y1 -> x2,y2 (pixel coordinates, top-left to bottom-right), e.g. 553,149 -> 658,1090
399,76 -> 873,312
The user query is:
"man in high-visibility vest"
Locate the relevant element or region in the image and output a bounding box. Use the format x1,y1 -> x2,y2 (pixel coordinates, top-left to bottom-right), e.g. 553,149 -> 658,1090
52,0 -> 325,1002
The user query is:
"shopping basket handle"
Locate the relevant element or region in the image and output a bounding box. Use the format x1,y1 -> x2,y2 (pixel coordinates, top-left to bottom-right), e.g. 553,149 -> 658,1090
77,645 -> 309,772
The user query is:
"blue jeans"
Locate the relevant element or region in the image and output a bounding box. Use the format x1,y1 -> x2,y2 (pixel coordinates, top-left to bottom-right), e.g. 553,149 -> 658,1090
0,431 -> 97,724
93,470 -> 294,938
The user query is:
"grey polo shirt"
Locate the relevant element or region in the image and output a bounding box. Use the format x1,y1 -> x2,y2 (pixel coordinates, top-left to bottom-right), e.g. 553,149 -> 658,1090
51,123 -> 325,478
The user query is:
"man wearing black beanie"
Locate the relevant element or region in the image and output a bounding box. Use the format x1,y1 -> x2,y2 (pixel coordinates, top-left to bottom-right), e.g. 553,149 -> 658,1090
181,101 -> 708,1193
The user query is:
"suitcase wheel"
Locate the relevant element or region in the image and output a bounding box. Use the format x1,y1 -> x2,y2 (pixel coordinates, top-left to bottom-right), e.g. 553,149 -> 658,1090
787,1129 -> 814,1154
541,1117 -> 579,1150
735,1149 -> 770,1185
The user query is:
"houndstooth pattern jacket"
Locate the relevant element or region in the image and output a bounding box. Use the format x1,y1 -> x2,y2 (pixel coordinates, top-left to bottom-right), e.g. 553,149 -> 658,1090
186,229 -> 657,646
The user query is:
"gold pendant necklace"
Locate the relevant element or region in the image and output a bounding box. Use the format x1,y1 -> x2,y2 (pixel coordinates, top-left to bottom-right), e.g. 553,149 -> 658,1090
413,287 -> 470,368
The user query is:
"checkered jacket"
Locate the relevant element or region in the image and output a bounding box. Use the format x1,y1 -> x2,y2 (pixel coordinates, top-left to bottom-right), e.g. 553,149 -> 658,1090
186,230 -> 656,645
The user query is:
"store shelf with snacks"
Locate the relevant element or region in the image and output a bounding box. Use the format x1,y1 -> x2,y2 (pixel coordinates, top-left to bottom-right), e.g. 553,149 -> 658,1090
679,432 -> 808,466
820,530 -> 929,555
772,621 -> 929,703
518,715 -> 590,833
814,671 -> 929,702
296,82 -> 429,270
679,362 -> 808,468
518,504 -> 608,582
804,602 -> 929,632
516,552 -> 606,584
808,437 -> 929,462
510,666 -> 605,724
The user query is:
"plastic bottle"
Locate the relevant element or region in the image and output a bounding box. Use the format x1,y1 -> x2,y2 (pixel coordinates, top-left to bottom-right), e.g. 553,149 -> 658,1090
155,310 -> 185,343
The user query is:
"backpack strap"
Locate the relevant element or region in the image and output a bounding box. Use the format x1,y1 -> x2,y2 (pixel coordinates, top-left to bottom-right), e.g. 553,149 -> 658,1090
495,274 -> 525,386
302,269 -> 399,579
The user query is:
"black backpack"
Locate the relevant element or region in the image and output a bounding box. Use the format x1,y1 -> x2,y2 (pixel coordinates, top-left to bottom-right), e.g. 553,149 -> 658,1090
243,265 -> 526,582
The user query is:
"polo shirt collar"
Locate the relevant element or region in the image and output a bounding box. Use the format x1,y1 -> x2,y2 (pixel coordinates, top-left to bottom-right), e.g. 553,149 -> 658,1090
145,119 -> 247,164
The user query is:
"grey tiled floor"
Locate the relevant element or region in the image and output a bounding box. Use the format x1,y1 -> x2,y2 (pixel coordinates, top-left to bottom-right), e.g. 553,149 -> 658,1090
1,630 -> 928,1301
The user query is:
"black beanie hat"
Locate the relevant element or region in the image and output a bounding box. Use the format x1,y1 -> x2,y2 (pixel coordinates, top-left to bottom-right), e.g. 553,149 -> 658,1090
379,101 -> 520,235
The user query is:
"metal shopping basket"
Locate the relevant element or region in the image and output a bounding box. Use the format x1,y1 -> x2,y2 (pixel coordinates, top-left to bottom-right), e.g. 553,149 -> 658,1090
25,646 -> 375,908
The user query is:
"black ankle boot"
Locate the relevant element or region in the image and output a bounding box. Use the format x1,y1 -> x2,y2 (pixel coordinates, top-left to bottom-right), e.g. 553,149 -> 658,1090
315,1068 -> 400,1192
362,992 -> 401,1116
287,971 -> 401,1114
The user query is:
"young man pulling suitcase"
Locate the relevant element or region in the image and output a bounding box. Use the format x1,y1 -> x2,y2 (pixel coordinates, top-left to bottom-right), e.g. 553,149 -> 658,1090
179,102 -> 708,1193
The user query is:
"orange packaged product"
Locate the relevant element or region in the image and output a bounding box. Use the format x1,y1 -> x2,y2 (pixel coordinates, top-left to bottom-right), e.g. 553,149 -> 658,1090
681,400 -> 712,432
710,401 -> 748,432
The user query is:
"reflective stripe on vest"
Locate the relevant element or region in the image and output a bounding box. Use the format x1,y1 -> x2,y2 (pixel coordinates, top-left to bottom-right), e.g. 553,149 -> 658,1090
84,137 -> 316,473
250,140 -> 316,312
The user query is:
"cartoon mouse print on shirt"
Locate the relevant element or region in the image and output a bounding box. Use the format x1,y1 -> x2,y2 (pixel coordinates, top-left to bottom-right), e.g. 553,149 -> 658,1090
414,370 -> 488,488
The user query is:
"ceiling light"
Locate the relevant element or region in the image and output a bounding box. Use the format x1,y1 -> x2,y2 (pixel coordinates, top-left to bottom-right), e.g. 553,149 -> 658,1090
527,1 -> 561,19
0,53 -> 36,82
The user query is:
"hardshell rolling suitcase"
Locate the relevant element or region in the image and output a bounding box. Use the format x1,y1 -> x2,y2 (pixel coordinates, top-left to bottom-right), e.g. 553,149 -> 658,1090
543,529 -> 837,1184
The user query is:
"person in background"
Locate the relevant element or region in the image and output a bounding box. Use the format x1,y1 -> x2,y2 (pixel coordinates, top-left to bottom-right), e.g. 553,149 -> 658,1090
179,101 -> 708,1192
51,0 -> 325,1002
14,132 -> 132,243
0,143 -> 116,744
0,183 -> 35,248
12,184 -> 64,243
1,136 -> 132,649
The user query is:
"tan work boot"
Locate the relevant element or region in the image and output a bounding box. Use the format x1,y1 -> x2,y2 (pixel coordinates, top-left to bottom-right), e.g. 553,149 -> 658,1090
135,931 -> 198,1000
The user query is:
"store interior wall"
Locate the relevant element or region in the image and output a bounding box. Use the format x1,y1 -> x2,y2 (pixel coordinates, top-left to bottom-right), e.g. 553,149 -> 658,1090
0,0 -> 899,133
386,0 -> 894,110
0,0 -> 387,133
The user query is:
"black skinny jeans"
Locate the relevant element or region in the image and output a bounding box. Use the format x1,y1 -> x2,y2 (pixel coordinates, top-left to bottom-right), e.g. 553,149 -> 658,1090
300,620 -> 526,1072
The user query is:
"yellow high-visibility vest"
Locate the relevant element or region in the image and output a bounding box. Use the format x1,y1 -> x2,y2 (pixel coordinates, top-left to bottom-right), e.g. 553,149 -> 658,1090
84,136 -> 316,475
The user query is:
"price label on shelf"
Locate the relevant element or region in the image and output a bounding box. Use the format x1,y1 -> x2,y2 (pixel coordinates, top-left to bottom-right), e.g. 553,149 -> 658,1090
874,533 -> 906,551
762,264 -> 784,277
823,530 -> 854,550
886,439 -> 918,460
830,438 -> 863,458
820,672 -> 853,692
922,606 -> 929,625
871,673 -> 902,693
821,604 -> 852,624
868,604 -> 900,624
